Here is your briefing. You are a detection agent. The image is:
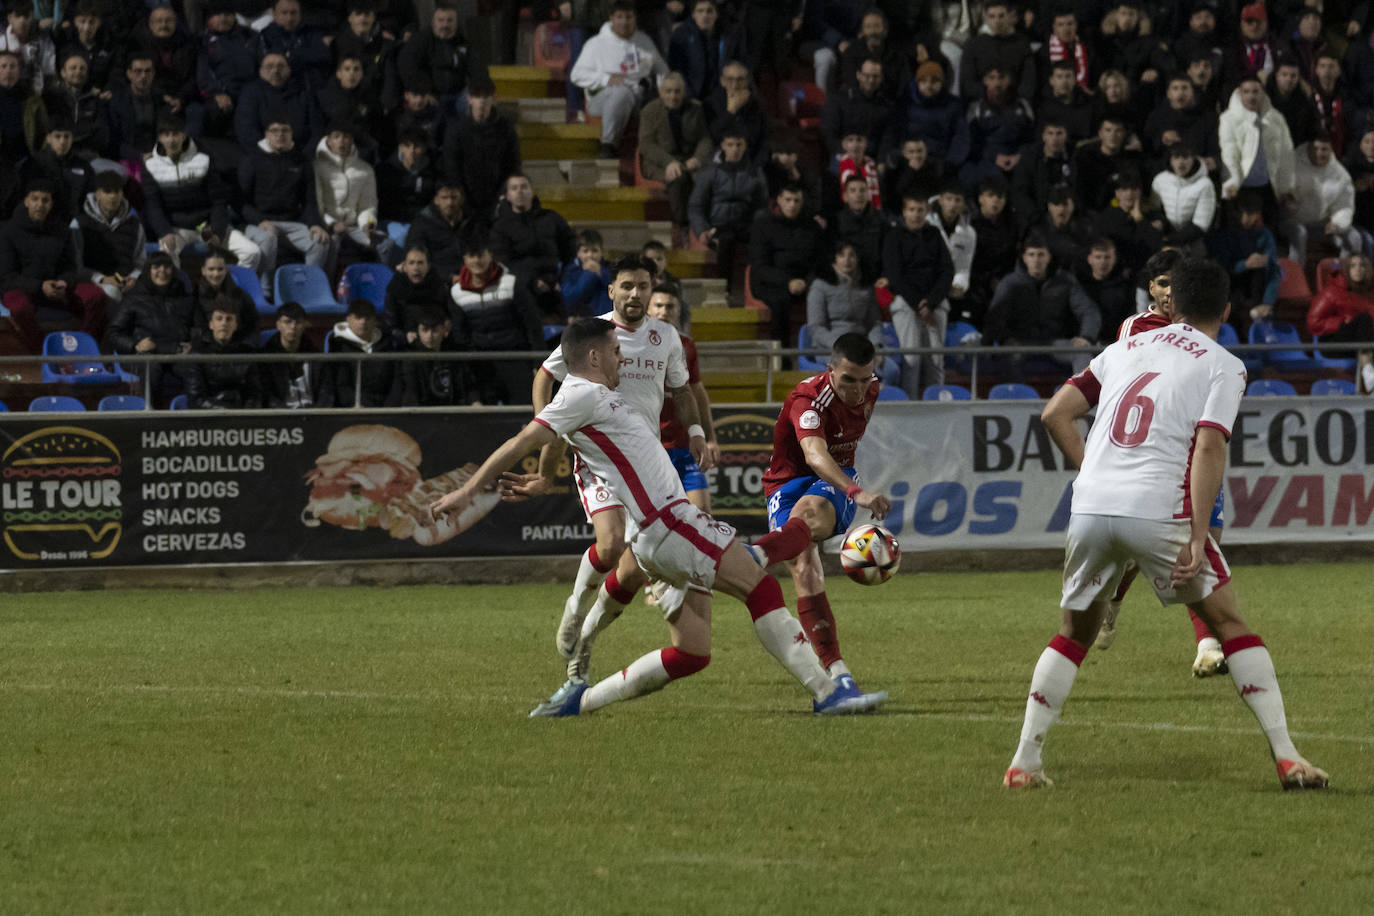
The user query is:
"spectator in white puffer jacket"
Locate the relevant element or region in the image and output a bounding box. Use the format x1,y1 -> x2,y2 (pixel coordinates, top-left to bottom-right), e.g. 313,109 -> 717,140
1151,142 -> 1216,254
314,121 -> 398,273
1281,136 -> 1361,265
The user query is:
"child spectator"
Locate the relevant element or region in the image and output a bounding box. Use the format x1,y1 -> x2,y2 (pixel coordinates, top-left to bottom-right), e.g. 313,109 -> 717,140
313,120 -> 397,271
560,229 -> 613,319
185,299 -> 264,409
259,301 -> 322,408
399,307 -> 475,406
836,131 -> 881,211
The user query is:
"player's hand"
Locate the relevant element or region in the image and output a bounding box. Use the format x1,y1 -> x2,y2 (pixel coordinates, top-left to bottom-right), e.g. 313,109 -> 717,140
689,434 -> 714,471
431,486 -> 474,521
704,439 -> 722,469
498,472 -> 553,502
856,490 -> 891,522
1171,538 -> 1206,586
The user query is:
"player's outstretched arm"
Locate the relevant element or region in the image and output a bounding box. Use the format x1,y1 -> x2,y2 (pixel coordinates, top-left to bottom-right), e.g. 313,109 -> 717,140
1041,384 -> 1091,469
431,421 -> 558,520
800,436 -> 891,520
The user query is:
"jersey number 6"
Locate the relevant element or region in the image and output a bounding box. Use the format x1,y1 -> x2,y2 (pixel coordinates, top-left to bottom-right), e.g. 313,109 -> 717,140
1109,371 -> 1161,449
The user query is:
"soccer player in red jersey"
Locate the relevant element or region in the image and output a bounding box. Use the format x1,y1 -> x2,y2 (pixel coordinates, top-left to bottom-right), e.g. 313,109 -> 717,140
1098,248 -> 1230,678
748,332 -> 893,692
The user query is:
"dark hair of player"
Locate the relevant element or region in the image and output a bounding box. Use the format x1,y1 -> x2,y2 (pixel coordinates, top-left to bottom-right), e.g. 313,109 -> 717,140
563,317 -> 616,369
830,332 -> 876,367
1169,258 -> 1229,323
1144,247 -> 1183,281
611,254 -> 656,281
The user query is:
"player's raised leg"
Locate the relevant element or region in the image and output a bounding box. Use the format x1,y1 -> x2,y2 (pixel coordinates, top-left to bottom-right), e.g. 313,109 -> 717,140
566,546 -> 651,683
557,504 -> 626,657
1188,579 -> 1328,789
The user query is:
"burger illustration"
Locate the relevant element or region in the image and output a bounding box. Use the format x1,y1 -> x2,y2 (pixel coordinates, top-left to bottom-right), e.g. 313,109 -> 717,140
302,424 -> 496,545
2,426 -> 124,562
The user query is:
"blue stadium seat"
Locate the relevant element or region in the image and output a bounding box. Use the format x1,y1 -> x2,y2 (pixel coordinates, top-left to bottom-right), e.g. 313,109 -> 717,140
876,322 -> 901,387
97,395 -> 147,411
1313,335 -> 1357,371
944,320 -> 979,372
1310,378 -> 1356,396
922,384 -> 972,401
876,384 -> 908,400
797,324 -> 826,372
0,400 -> 9,411
1247,378 -> 1297,397
40,331 -> 123,384
988,382 -> 1040,400
1217,321 -> 1261,373
323,330 -> 336,352
339,262 -> 394,308
169,394 -> 190,410
258,328 -> 276,347
1248,320 -> 1321,370
274,264 -> 344,316
542,324 -> 564,341
28,395 -> 86,412
230,265 -> 273,316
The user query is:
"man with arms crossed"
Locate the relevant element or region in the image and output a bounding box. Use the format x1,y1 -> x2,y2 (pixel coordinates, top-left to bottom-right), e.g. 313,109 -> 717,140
430,319 -> 886,717
1003,258 -> 1328,790
746,333 -> 892,692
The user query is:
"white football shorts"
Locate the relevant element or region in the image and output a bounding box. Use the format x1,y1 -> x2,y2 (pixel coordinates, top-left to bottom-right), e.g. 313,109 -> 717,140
628,499 -> 736,592
1060,513 -> 1231,611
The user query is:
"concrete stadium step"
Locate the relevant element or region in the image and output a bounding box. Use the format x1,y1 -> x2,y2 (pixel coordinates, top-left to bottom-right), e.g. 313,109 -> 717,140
569,220 -> 672,251
665,248 -> 716,279
538,186 -> 656,221
696,339 -> 781,371
497,97 -> 567,124
679,277 -> 728,308
523,158 -> 620,190
490,65 -> 560,99
516,122 -> 600,159
689,305 -> 768,342
701,369 -> 813,403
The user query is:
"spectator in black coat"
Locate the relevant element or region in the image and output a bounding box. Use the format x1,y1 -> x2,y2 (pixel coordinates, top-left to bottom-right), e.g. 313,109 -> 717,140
836,8 -> 910,101
235,54 -> 324,154
317,55 -> 387,161
489,173 -> 575,321
667,0 -> 738,101
893,60 -> 966,166
56,1 -> 118,92
834,172 -> 891,285
395,2 -> 480,114
404,179 -> 477,285
1079,238 -> 1137,341
104,252 -> 193,402
0,180 -> 108,352
131,6 -> 198,110
326,297 -> 399,407
1090,171 -> 1164,274
881,137 -> 946,217
1035,185 -> 1093,275
191,6 -> 259,156
961,67 -> 1037,189
983,234 -> 1099,380
882,193 -> 953,393
42,51 -> 108,160
107,55 -> 173,162
441,75 -> 519,221
960,1 -> 1036,100
820,57 -> 893,159
449,230 -> 541,403
706,60 -> 770,167
965,176 -> 1017,328
259,0 -> 333,93
1265,60 -> 1320,149
259,301 -> 323,408
1012,120 -> 1075,228
333,0 -> 397,104
376,128 -> 437,229
185,300 -> 264,409
1073,114 -> 1142,214
749,183 -> 827,346
689,130 -> 767,280
76,172 -> 147,304
0,49 -> 47,165
1037,60 -> 1093,143
385,244 -> 450,341
1312,53 -> 1355,160
399,306 -> 475,406
1141,74 -> 1220,173
239,118 -> 332,279
23,116 -> 91,223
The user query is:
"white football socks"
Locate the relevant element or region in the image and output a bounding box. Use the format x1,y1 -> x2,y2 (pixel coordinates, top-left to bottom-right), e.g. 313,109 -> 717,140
580,585 -> 629,646
1226,644 -> 1301,762
1010,641 -> 1082,773
570,546 -> 612,614
581,649 -> 671,713
752,608 -> 835,700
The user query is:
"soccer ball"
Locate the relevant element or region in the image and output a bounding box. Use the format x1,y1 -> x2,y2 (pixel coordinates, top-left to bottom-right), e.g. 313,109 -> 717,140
840,524 -> 901,585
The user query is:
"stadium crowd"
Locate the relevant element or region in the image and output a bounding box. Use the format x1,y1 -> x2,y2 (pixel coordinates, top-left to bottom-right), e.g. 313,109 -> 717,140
5,0 -> 1374,402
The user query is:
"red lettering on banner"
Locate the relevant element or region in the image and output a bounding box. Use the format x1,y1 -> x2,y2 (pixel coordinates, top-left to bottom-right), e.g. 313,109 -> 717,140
1332,475 -> 1374,527
1270,475 -> 1325,527
1227,475 -> 1276,528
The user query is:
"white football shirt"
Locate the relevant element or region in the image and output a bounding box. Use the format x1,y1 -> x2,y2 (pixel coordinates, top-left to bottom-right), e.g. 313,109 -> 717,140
541,313 -> 689,429
1067,322 -> 1246,521
534,374 -> 688,526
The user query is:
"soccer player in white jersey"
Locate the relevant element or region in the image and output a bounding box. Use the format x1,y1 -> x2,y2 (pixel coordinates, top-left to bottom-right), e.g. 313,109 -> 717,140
522,255 -> 712,682
430,318 -> 887,717
1003,258 -> 1328,791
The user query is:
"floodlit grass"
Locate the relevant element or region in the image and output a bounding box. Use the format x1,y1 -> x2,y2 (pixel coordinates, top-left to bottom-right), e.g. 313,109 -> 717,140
1,564 -> 1370,914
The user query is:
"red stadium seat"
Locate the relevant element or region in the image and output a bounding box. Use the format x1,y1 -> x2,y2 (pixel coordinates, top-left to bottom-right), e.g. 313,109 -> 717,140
1276,257 -> 1313,301
634,150 -> 665,191
1314,257 -> 1342,293
778,81 -> 825,131
532,21 -> 572,75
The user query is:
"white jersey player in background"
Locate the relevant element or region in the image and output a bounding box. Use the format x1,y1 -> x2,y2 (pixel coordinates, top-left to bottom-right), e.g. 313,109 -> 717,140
521,255 -> 713,684
1004,257 -> 1328,791
429,318 -> 886,717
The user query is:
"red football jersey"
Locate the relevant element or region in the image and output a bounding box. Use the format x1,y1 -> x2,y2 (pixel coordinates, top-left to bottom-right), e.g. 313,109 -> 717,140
1117,307 -> 1171,341
763,371 -> 880,496
658,335 -> 701,448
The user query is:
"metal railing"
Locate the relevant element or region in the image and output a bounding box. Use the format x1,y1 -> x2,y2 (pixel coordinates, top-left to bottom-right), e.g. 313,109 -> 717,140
3,338 -> 1366,409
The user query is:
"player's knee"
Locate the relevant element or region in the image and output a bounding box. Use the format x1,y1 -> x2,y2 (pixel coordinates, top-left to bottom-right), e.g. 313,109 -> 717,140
597,533 -> 627,558
662,646 -> 710,678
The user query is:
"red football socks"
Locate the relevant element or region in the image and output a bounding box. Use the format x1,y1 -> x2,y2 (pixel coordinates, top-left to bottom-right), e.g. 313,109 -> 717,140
752,517 -> 813,565
797,593 -> 842,668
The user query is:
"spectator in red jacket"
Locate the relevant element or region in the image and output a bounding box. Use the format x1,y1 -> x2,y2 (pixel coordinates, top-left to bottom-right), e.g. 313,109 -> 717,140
1308,255 -> 1374,344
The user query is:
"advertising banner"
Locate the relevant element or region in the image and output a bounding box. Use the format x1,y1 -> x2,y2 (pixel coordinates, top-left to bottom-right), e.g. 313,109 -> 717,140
854,399 -> 1374,550
3,397 -> 1368,569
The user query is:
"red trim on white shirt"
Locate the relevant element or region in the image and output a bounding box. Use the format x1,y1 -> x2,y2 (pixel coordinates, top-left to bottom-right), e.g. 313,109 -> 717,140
1197,419 -> 1231,440
533,417 -> 553,430
1066,368 -> 1101,405
578,424 -> 656,518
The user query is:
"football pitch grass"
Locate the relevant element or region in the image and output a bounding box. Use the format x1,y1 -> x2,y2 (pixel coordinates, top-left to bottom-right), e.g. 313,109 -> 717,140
3,562 -> 1371,914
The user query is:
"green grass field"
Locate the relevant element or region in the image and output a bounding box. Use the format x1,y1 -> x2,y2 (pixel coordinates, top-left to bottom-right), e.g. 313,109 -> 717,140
3,563 -> 1371,914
